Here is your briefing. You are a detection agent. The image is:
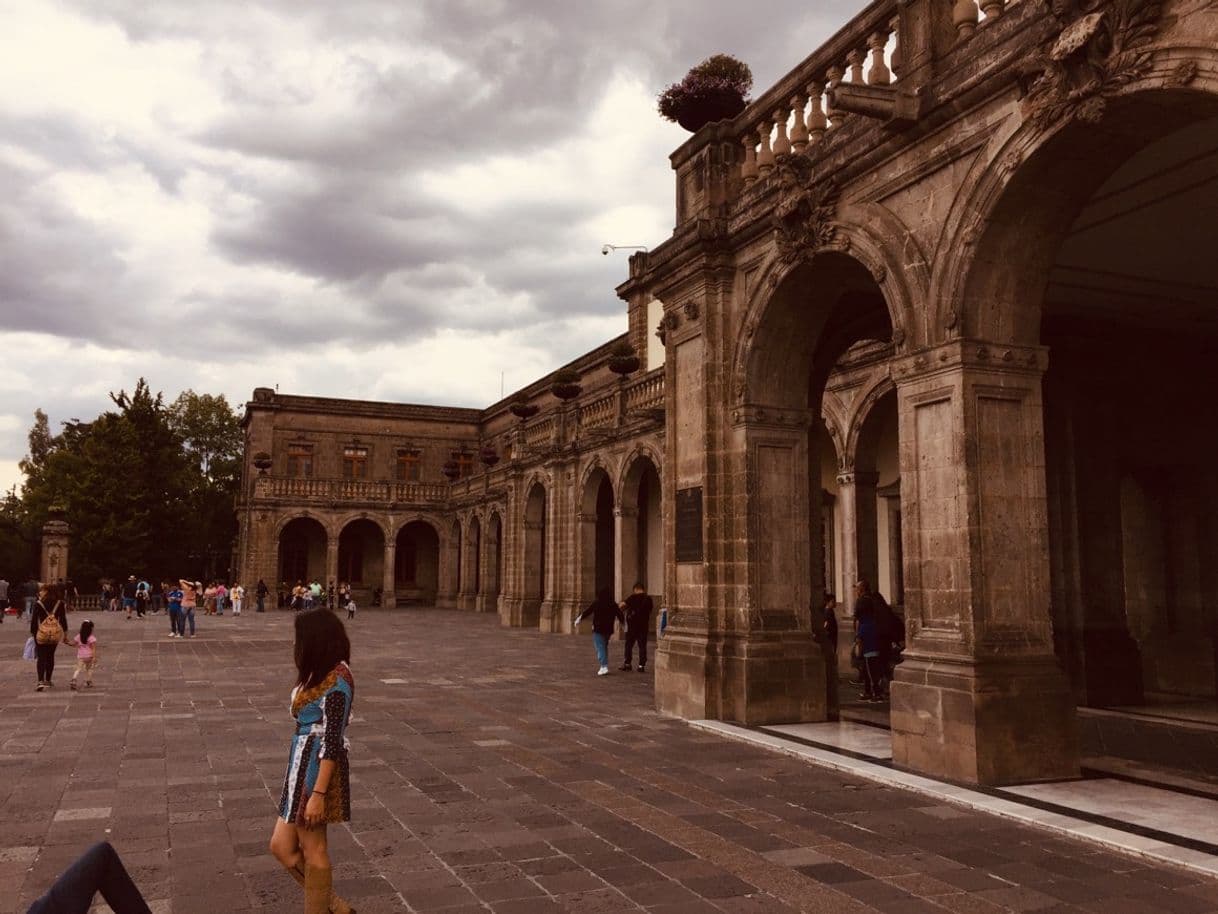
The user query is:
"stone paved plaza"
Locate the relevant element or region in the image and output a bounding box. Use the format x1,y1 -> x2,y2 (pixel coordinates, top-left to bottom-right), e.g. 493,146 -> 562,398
2,609 -> 1216,914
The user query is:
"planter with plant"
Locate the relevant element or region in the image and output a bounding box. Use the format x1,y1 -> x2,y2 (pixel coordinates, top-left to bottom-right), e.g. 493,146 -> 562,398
658,53 -> 753,133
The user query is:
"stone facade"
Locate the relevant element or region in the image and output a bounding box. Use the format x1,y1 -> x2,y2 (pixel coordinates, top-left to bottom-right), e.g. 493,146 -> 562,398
238,0 -> 1218,786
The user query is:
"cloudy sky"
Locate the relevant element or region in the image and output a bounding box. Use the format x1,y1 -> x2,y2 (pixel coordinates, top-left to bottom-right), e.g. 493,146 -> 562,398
0,0 -> 857,492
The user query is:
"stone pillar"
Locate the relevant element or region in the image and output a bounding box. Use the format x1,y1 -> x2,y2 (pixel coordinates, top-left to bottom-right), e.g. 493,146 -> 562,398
40,513 -> 71,584
890,341 -> 1078,786
457,526 -> 477,611
836,469 -> 880,595
325,538 -> 339,593
382,540 -> 397,609
615,506 -> 639,604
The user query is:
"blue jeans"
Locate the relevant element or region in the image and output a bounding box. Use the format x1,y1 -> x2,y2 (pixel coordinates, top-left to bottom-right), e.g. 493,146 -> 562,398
183,608 -> 195,635
593,632 -> 609,668
168,607 -> 180,634
25,841 -> 151,914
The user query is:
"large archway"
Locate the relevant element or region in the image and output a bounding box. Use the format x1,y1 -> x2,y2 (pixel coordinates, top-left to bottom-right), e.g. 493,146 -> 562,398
579,467 -> 616,605
337,519 -> 385,602
449,519 -> 463,603
619,454 -> 662,605
395,520 -> 440,605
278,517 -> 327,586
522,483 -> 547,628
963,96 -> 1218,709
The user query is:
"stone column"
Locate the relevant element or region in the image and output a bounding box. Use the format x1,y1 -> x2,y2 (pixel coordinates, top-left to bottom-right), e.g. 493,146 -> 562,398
614,506 -> 639,603
457,526 -> 477,611
890,341 -> 1078,786
324,538 -> 339,593
835,469 -> 880,596
40,513 -> 71,584
382,539 -> 397,609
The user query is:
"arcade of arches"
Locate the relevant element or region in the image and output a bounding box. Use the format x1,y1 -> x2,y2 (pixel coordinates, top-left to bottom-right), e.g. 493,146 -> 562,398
237,0 -> 1218,786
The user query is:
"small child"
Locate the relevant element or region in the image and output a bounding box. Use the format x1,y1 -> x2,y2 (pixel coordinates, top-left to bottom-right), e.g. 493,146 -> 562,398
70,619 -> 98,690
346,596 -> 356,620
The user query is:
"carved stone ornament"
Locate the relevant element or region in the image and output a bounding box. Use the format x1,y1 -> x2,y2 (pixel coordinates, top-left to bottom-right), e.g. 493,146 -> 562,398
683,301 -> 700,321
1021,0 -> 1164,129
1166,59 -> 1199,88
771,153 -> 840,264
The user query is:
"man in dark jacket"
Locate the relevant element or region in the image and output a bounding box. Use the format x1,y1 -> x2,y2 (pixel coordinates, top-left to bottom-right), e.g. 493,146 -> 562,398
619,582 -> 654,673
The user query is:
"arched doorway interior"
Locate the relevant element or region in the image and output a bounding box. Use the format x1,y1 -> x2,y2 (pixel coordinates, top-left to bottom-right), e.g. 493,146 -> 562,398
523,483 -> 547,627
395,521 -> 440,605
580,468 -> 615,603
619,455 -> 662,605
337,519 -> 385,601
279,517 -> 327,585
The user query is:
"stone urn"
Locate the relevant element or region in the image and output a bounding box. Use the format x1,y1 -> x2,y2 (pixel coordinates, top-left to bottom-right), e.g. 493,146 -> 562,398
550,368 -> 582,401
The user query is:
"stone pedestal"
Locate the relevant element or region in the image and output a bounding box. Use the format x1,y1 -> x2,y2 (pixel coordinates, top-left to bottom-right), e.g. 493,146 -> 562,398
890,341 -> 1079,785
656,625 -> 828,725
40,515 -> 71,584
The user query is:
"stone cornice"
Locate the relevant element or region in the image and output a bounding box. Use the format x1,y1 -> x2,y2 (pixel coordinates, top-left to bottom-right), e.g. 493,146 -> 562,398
892,340 -> 1048,383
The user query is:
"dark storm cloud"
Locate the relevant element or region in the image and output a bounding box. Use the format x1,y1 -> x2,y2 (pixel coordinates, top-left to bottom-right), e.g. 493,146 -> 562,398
2,0 -> 864,487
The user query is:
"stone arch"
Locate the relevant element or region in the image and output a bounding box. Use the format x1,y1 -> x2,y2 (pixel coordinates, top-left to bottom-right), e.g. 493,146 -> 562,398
843,369 -> 895,472
618,449 -> 663,602
332,511 -> 391,542
448,518 -> 463,599
521,480 -> 548,627
936,68 -> 1218,344
615,442 -> 663,502
467,514 -> 483,601
578,464 -> 616,603
484,509 -> 504,611
936,72 -> 1218,705
336,517 -> 385,591
277,515 -> 328,586
395,518 -> 440,605
732,215 -> 923,408
578,457 -> 618,513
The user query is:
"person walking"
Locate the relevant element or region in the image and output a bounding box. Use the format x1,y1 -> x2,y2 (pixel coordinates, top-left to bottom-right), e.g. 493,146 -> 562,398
30,583 -> 69,691
269,610 -> 355,914
618,582 -> 654,673
345,594 -> 356,621
574,587 -> 623,676
0,575 -> 8,623
165,582 -> 183,638
121,576 -> 138,620
231,583 -> 244,617
256,578 -> 269,613
179,580 -> 197,637
69,619 -> 98,690
852,579 -> 885,702
215,582 -> 228,616
135,579 -> 150,619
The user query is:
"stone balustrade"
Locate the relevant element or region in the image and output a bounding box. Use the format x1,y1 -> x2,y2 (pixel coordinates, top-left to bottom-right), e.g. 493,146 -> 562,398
522,415 -> 557,450
624,369 -> 664,413
579,392 -> 617,430
733,0 -> 1024,191
254,475 -> 448,504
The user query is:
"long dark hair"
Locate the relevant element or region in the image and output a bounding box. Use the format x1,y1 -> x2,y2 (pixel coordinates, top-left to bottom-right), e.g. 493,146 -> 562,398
78,619 -> 94,644
293,609 -> 351,689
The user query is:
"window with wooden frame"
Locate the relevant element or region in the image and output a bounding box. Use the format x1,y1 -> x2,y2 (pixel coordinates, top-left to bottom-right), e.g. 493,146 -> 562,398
342,445 -> 369,479
286,443 -> 313,478
395,448 -> 421,482
455,451 -> 474,479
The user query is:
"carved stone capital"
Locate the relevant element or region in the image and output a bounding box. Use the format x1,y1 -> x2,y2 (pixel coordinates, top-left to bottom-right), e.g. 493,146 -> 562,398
892,340 -> 1048,382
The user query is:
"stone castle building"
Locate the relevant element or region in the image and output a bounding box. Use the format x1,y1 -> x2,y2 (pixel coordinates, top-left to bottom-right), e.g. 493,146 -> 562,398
237,0 -> 1218,786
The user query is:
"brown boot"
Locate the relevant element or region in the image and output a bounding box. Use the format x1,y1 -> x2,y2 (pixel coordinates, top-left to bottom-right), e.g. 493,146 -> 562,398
289,864 -> 354,914
304,865 -> 331,914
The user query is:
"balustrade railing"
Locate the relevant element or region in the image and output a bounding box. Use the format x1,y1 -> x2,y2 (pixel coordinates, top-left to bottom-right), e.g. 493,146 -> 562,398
579,392 -> 617,430
734,0 -> 1024,190
523,416 -> 556,450
624,370 -> 664,413
255,475 -> 447,504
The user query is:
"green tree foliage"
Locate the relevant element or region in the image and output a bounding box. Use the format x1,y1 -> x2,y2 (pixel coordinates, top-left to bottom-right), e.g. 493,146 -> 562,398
12,380 -> 242,586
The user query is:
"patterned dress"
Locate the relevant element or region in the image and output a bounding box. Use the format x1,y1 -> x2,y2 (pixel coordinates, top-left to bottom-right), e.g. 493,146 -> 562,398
278,662 -> 354,825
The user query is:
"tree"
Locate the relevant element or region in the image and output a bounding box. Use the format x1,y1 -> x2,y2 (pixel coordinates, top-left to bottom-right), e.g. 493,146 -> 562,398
17,380 -> 209,584
167,391 -> 242,485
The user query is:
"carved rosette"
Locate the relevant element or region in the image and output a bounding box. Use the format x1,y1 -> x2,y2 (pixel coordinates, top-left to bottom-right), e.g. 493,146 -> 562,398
771,153 -> 840,264
1021,0 -> 1164,129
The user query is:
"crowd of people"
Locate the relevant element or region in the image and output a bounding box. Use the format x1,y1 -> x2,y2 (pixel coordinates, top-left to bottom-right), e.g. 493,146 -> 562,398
279,580 -> 361,617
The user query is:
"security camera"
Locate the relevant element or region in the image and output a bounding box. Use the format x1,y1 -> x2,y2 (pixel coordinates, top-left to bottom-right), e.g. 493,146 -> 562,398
601,244 -> 611,256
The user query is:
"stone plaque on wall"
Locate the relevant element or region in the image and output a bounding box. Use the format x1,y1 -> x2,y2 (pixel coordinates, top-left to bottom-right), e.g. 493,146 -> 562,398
675,486 -> 703,563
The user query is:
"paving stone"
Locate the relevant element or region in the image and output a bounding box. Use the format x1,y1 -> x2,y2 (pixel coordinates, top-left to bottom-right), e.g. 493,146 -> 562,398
4,609 -> 1218,913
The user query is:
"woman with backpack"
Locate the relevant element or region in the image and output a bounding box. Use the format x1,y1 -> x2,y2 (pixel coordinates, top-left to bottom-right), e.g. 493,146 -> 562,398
30,583 -> 69,691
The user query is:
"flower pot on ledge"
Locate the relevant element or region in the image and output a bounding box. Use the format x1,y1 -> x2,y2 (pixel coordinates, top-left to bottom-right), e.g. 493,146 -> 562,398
674,90 -> 747,132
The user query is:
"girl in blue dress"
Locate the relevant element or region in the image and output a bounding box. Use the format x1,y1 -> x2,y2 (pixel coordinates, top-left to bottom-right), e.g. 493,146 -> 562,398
269,610 -> 355,914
